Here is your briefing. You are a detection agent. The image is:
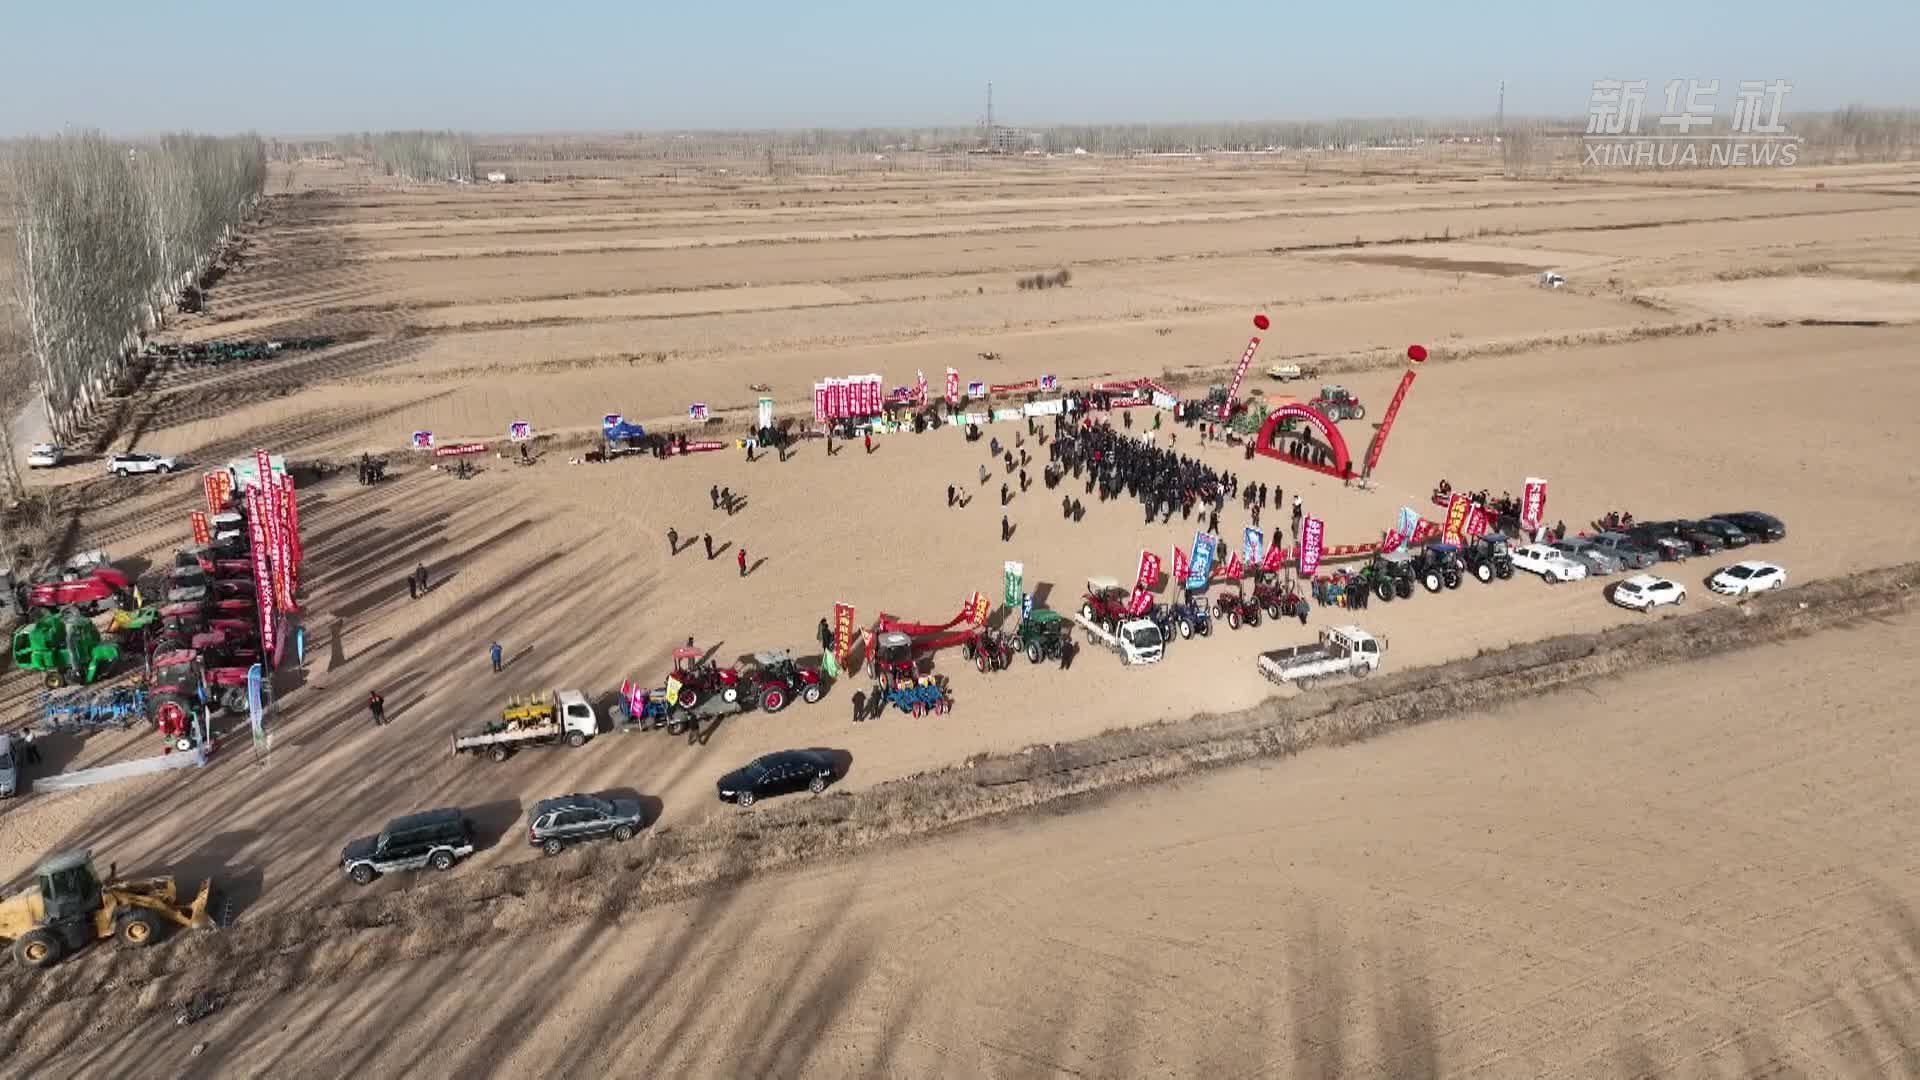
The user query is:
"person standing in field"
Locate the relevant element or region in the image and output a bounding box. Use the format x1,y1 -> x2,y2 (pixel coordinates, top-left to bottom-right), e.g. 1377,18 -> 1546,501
367,690 -> 385,726
737,548 -> 748,577
489,641 -> 503,673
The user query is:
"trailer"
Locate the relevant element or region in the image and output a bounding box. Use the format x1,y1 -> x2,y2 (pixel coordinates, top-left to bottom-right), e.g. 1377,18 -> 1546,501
453,689 -> 599,761
1071,613 -> 1165,666
37,686 -> 148,736
1257,625 -> 1385,690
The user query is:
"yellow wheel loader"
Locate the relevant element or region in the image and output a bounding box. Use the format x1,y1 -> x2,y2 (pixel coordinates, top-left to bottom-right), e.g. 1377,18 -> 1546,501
0,850 -> 221,969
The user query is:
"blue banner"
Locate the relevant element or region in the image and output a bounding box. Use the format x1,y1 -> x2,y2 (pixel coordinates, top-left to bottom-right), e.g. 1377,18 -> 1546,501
246,662 -> 265,747
1186,532 -> 1217,590
1243,526 -> 1264,567
1022,591 -> 1033,619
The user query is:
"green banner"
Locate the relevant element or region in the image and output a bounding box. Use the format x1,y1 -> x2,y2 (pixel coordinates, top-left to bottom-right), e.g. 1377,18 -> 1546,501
1003,561 -> 1023,608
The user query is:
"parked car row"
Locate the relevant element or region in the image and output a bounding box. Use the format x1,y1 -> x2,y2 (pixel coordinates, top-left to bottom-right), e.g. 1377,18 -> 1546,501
343,749 -> 843,885
1608,560 -> 1788,612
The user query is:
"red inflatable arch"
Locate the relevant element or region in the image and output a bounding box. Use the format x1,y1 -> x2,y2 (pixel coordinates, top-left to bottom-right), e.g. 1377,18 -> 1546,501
1254,403 -> 1352,479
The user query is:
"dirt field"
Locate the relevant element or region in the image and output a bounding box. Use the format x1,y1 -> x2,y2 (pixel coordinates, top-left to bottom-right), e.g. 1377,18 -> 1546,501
44,604 -> 1920,1079
3,156 -> 1919,1073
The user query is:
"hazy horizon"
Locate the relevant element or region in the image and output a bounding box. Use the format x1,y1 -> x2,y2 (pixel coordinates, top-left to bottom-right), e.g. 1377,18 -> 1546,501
4,0 -> 1916,136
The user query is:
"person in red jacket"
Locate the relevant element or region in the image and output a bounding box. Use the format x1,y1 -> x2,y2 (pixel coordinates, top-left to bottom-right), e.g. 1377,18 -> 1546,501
737,547 -> 748,577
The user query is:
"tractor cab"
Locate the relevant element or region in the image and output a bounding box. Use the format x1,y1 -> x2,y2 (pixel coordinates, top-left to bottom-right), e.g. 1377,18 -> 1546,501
1317,385 -> 1354,404
872,631 -> 916,690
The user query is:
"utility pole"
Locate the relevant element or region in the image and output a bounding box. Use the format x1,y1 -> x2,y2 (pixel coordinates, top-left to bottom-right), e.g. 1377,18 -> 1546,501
1496,80 -> 1506,133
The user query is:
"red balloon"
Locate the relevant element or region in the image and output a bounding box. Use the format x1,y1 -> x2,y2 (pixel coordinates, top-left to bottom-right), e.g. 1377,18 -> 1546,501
1253,314 -> 1271,331
1407,344 -> 1428,363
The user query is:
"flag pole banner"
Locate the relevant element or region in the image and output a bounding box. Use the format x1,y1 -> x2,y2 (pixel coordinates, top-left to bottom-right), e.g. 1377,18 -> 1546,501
1442,493 -> 1471,546
1185,533 -> 1218,590
1003,561 -> 1024,608
1243,527 -> 1264,567
1521,477 -> 1549,535
1135,549 -> 1161,589
1298,516 -> 1326,577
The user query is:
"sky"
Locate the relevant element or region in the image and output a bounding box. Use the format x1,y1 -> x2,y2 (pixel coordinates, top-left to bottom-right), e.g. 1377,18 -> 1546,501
2,0 -> 1915,135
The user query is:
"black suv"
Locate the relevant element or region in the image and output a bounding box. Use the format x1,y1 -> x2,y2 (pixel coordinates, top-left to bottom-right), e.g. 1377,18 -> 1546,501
341,807 -> 475,885
1709,511 -> 1785,543
527,793 -> 646,856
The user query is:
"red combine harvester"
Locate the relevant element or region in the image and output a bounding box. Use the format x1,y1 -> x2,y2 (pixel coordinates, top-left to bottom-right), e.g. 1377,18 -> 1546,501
867,601 -> 986,689
27,567 -> 133,615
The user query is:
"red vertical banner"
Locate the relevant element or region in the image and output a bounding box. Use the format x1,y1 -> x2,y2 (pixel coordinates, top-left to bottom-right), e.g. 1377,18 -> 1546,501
1221,335 -> 1263,418
967,591 -> 991,626
1464,503 -> 1491,540
1170,545 -> 1189,586
1221,551 -> 1244,581
1521,477 -> 1548,535
814,383 -> 828,424
1260,542 -> 1286,572
1298,517 -> 1326,577
832,379 -> 848,420
202,474 -> 221,516
1135,549 -> 1162,590
945,368 -> 959,405
832,602 -> 856,660
246,485 -> 277,660
190,511 -> 210,546
1364,369 -> 1418,477
1127,585 -> 1153,616
271,476 -> 296,612
1442,493 -> 1471,546
284,482 -> 303,571
205,471 -> 233,516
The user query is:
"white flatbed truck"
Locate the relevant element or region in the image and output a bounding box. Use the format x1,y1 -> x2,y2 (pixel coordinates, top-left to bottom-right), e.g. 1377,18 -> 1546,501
1072,613 -> 1165,666
1257,625 -> 1384,689
452,688 -> 599,761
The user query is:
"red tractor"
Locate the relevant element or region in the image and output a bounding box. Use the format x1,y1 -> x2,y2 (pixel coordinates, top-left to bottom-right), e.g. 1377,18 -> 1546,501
741,649 -> 824,713
870,631 -> 916,690
190,629 -> 259,668
27,566 -> 133,615
1250,573 -> 1308,622
173,547 -> 253,580
961,627 -> 1014,673
667,646 -> 739,709
1079,577 -> 1133,633
1212,590 -> 1263,630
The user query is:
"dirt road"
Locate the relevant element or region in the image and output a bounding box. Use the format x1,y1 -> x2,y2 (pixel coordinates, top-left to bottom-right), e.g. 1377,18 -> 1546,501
40,608 -> 1914,1079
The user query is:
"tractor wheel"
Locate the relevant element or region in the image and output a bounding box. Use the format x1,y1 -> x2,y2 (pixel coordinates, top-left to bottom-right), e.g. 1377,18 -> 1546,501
677,687 -> 701,710
174,736 -> 195,753
612,824 -> 635,842
1247,610 -> 1261,627
912,702 -> 926,719
43,671 -> 64,689
1352,405 -> 1366,420
429,850 -> 456,872
1199,620 -> 1212,637
1264,603 -> 1281,620
1375,581 -> 1393,602
349,864 -> 377,886
721,686 -> 739,704
222,688 -> 248,714
1445,573 -> 1462,590
1178,619 -> 1193,640
1227,610 -> 1240,630
976,652 -> 988,674
1496,565 -> 1513,580
488,745 -> 510,763
1027,642 -> 1043,664
802,683 -> 822,704
118,910 -> 162,947
1395,579 -> 1413,599
1422,572 -> 1441,593
565,730 -> 587,748
543,839 -> 565,857
14,929 -> 63,968
1080,603 -> 1093,621
1475,562 -> 1493,583
762,688 -> 787,714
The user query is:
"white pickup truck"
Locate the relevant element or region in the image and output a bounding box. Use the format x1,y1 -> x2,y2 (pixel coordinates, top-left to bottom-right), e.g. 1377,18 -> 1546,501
1072,612 -> 1165,666
1257,625 -> 1385,689
452,689 -> 599,761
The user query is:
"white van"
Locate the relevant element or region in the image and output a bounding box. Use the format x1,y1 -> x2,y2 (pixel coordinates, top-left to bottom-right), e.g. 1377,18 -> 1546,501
0,733 -> 18,798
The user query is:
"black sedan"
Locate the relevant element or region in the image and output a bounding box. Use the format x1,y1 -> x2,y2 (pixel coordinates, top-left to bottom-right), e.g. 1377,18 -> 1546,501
717,750 -> 838,806
1710,511 -> 1786,543
1684,517 -> 1750,548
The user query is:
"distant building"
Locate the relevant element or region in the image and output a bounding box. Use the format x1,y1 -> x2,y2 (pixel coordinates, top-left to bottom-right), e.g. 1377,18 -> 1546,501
988,126 -> 1042,153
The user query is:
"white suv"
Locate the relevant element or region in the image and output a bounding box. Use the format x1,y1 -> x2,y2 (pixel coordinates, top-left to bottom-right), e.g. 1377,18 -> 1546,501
107,451 -> 177,476
26,443 -> 65,469
1611,574 -> 1685,611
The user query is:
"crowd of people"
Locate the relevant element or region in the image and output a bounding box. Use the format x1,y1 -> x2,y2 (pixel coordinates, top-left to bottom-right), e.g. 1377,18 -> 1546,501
1044,415 -> 1300,537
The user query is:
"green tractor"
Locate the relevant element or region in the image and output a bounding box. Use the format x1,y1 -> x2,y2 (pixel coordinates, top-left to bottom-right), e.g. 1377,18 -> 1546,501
12,612 -> 120,689
1015,609 -> 1069,664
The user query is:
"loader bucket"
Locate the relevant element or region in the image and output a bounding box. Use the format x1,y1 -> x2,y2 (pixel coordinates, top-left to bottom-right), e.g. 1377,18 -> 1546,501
183,878 -> 225,930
